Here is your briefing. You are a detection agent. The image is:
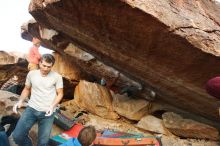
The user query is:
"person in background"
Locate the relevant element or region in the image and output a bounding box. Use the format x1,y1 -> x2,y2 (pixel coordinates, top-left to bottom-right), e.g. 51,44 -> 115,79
60,125 -> 96,146
12,54 -> 63,146
205,76 -> 220,116
0,115 -> 19,146
27,37 -> 41,71
99,72 -> 120,93
119,85 -> 142,97
1,75 -> 19,94
0,122 -> 10,146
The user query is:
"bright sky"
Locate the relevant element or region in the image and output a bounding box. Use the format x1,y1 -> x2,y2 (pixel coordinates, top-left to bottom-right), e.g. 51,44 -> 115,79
0,0 -> 52,54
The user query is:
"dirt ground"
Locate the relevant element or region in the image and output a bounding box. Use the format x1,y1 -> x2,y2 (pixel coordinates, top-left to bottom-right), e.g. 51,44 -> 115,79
85,114 -> 220,146
7,112 -> 220,146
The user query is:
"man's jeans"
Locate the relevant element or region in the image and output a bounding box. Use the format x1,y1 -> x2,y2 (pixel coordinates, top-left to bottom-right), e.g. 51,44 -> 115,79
0,131 -> 10,146
12,106 -> 55,146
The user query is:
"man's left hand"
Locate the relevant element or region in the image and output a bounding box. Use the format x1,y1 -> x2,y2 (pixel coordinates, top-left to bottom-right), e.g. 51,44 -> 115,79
45,106 -> 54,116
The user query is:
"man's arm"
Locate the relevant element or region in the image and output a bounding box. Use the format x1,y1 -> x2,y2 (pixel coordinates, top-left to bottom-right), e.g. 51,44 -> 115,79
45,88 -> 63,116
20,85 -> 31,102
51,88 -> 64,108
13,85 -> 31,114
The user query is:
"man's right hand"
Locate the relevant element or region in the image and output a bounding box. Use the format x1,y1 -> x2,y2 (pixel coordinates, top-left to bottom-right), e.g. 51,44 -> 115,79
13,100 -> 24,114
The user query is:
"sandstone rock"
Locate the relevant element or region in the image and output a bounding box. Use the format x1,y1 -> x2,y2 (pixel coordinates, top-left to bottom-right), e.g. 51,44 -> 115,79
25,0 -> 220,126
112,93 -> 150,120
136,115 -> 171,136
62,42 -> 142,91
0,63 -> 28,95
18,1 -> 220,141
39,26 -> 58,40
0,90 -> 21,116
162,112 -> 219,140
52,52 -> 81,81
21,21 -> 144,96
85,114 -> 152,136
74,80 -> 119,119
161,135 -> 220,146
61,99 -> 81,114
0,51 -> 16,65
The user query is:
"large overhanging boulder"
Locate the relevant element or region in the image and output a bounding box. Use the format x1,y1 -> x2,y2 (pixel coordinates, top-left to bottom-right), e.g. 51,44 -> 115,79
22,0 -> 220,126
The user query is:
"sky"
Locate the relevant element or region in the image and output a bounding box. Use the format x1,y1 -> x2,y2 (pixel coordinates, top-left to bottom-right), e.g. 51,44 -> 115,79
0,0 -> 51,54
0,0 -> 220,55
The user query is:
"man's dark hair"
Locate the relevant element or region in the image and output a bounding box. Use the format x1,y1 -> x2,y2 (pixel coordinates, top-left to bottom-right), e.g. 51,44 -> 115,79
78,126 -> 96,146
40,54 -> 55,65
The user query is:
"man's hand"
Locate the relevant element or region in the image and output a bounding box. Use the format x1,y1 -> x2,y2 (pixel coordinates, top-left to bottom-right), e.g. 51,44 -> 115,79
45,105 -> 54,116
13,100 -> 25,114
13,86 -> 30,114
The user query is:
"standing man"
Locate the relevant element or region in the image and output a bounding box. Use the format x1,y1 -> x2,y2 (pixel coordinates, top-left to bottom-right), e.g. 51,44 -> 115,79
12,54 -> 63,146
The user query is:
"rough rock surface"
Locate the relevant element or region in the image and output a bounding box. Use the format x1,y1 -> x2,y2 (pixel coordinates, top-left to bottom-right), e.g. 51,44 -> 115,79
0,90 -> 21,116
85,114 -> 152,136
23,0 -> 220,127
52,53 -> 81,81
74,80 -> 119,119
112,93 -> 151,120
0,51 -> 17,65
0,63 -> 28,95
161,135 -> 220,146
136,115 -> 171,135
162,112 -> 219,140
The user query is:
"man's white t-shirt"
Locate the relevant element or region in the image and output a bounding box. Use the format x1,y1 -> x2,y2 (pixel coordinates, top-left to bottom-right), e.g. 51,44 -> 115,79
25,70 -> 63,111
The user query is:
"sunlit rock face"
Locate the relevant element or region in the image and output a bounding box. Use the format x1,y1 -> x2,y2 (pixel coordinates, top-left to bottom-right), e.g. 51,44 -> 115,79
23,0 -> 220,126
0,51 -> 17,65
0,62 -> 28,95
52,53 -> 81,81
74,80 -> 119,120
162,112 -> 219,140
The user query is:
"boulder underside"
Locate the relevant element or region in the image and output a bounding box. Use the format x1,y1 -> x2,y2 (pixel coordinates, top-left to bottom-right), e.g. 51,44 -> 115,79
22,0 -> 220,126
